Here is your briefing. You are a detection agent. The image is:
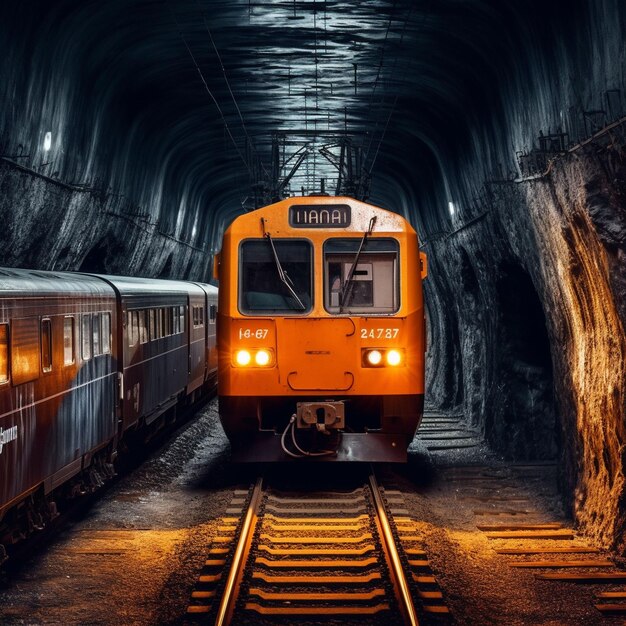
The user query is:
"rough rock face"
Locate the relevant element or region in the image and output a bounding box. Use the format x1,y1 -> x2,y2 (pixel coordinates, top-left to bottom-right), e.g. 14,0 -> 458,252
424,135 -> 626,550
0,160 -> 212,279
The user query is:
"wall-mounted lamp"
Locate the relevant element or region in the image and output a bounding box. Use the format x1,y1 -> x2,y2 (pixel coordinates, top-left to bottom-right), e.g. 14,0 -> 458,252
43,132 -> 52,152
448,201 -> 455,216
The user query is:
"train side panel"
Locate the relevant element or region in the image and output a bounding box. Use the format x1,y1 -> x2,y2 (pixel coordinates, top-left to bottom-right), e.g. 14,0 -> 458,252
196,283 -> 219,382
0,272 -> 117,517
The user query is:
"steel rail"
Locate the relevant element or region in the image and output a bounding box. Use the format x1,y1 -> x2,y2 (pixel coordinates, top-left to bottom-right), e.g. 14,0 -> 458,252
369,471 -> 419,626
215,476 -> 264,626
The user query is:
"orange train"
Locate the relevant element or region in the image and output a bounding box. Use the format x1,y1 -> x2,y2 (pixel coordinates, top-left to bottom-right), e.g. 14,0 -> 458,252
215,196 -> 427,462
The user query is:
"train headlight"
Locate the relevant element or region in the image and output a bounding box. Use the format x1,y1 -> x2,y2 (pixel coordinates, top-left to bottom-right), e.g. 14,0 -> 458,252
235,350 -> 251,366
366,350 -> 383,366
255,349 -> 270,366
386,349 -> 402,366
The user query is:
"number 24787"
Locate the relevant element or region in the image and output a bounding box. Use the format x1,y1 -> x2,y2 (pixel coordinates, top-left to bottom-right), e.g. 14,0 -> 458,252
361,328 -> 399,339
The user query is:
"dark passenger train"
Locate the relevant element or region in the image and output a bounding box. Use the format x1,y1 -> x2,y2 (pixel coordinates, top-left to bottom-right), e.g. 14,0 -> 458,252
0,269 -> 217,562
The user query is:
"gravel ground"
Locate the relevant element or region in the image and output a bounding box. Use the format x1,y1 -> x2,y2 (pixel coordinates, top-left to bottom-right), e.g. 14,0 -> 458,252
0,406 -> 624,625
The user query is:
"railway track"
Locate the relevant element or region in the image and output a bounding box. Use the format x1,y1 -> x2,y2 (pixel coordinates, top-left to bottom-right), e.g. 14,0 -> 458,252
188,468 -> 449,625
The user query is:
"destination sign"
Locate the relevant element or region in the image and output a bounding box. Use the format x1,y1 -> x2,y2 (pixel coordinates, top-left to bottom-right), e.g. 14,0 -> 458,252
289,204 -> 351,228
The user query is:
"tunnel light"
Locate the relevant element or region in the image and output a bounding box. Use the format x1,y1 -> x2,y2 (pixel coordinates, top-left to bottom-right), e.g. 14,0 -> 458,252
386,350 -> 402,366
255,350 -> 270,366
448,201 -> 455,216
235,350 -> 251,366
43,132 -> 52,152
366,350 -> 383,366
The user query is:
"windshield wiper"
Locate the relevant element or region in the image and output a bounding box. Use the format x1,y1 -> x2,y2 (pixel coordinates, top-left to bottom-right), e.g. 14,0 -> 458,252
339,216 -> 377,312
261,218 -> 306,311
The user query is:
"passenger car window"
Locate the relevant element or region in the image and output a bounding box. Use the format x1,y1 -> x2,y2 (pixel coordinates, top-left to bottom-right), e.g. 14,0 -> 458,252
101,313 -> 111,354
179,306 -> 185,333
41,318 -> 52,372
148,309 -> 155,340
93,313 -> 102,356
0,323 -> 8,383
324,238 -> 400,314
63,317 -> 75,365
239,239 -> 312,314
82,314 -> 92,360
139,310 -> 148,344
11,317 -> 40,384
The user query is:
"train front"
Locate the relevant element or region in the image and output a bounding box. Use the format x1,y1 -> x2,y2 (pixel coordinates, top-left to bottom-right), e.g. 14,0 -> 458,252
216,196 -> 426,462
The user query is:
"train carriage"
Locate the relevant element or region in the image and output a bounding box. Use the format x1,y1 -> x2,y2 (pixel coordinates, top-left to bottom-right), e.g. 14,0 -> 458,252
0,269 -> 118,529
0,270 -> 219,560
216,196 -> 427,462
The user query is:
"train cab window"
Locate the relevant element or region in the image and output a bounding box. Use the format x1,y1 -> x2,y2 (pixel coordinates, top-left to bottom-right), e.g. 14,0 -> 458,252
41,319 -> 53,372
63,317 -> 75,365
0,323 -> 8,383
11,318 -> 40,385
82,314 -> 92,360
209,304 -> 217,324
239,239 -> 312,314
323,238 -> 400,314
101,313 -> 111,354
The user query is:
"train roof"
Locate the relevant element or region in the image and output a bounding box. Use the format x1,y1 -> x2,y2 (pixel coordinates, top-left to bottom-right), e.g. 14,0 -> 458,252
192,282 -> 218,297
0,268 -> 216,299
224,196 -> 417,237
88,274 -> 206,297
0,267 -> 116,297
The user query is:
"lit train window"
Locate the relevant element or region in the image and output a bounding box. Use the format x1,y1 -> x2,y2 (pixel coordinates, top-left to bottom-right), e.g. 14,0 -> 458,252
0,323 -> 8,383
41,319 -> 52,372
102,313 -> 111,354
11,318 -> 40,385
63,317 -> 75,365
239,239 -> 312,314
324,238 -> 400,314
82,314 -> 92,360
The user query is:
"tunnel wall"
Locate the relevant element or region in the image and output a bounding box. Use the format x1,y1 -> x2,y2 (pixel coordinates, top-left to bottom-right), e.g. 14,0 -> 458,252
418,1 -> 626,550
0,159 -> 212,279
0,1 -> 228,279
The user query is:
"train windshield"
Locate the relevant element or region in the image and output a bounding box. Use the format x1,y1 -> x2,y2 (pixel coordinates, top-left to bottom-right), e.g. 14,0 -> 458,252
239,239 -> 313,314
324,238 -> 400,314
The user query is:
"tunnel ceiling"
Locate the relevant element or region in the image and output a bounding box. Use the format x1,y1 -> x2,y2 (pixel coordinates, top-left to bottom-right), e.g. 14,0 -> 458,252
1,0 -> 591,238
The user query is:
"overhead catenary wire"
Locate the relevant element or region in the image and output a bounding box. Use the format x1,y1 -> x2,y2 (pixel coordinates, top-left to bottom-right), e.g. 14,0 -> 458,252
192,0 -> 269,177
164,0 -> 255,177
364,1 -> 434,176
